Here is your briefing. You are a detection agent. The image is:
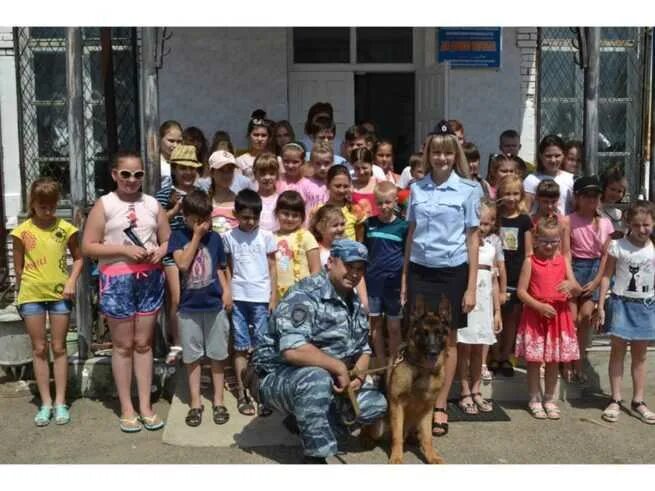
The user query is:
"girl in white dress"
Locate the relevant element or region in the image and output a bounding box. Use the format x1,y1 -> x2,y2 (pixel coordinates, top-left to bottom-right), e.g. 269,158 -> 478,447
457,199 -> 505,414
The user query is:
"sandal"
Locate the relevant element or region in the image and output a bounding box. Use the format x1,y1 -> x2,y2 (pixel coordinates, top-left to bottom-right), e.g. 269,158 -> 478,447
528,402 -> 547,419
237,394 -> 256,416
165,346 -> 182,365
119,415 -> 143,433
140,413 -> 165,431
458,394 -> 478,415
258,404 -> 273,417
185,406 -> 204,427
481,364 -> 493,382
601,399 -> 622,423
630,401 -> 655,425
543,401 -> 561,420
472,392 -> 493,413
432,407 -> 449,437
34,405 -> 53,427
54,404 -> 71,425
212,405 -> 230,425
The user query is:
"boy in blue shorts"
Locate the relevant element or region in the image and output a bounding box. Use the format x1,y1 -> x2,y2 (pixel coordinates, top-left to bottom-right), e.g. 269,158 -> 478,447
363,181 -> 409,367
223,189 -> 277,417
168,189 -> 232,427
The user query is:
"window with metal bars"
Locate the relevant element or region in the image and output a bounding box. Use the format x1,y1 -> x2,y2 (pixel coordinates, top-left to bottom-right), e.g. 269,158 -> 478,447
537,27 -> 646,198
13,27 -> 140,210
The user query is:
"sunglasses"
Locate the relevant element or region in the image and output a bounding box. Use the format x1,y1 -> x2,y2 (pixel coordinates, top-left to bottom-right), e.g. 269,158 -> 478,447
117,169 -> 145,180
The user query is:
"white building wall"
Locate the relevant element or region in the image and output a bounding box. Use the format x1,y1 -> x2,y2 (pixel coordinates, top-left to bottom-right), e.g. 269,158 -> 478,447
0,27 -> 21,226
158,27 -> 289,150
445,27 -> 536,176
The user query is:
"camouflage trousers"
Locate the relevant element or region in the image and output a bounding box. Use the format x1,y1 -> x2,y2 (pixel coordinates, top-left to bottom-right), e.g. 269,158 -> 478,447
259,366 -> 387,458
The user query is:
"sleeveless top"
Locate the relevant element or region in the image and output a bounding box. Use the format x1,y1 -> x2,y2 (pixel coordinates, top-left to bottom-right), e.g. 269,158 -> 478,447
100,192 -> 160,266
528,254 -> 568,304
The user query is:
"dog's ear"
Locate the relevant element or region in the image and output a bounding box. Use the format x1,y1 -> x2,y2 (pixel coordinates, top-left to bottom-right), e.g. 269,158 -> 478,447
438,294 -> 451,324
414,294 -> 425,317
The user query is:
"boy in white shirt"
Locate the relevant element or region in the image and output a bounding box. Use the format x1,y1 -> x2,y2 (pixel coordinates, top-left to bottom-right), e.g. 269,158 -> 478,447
223,189 -> 277,417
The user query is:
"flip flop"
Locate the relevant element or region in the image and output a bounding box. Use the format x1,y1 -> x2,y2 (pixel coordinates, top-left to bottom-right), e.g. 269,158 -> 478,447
140,413 -> 165,431
119,415 -> 143,433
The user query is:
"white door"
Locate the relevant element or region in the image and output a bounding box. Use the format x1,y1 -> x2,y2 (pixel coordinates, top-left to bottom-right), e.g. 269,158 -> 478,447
414,28 -> 448,149
288,71 -> 354,143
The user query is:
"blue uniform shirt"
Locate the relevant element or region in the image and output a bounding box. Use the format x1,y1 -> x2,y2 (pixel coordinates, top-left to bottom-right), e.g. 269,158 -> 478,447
253,270 -> 371,375
406,171 -> 482,268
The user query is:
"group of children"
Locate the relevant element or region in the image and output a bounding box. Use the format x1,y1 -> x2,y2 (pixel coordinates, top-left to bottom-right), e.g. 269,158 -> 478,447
10,106 -> 655,434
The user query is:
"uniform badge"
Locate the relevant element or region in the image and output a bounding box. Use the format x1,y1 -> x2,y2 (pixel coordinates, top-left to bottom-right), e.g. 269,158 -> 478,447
291,305 -> 308,326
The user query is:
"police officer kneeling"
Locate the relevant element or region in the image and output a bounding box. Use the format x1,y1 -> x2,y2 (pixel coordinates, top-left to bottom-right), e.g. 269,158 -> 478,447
251,239 -> 387,463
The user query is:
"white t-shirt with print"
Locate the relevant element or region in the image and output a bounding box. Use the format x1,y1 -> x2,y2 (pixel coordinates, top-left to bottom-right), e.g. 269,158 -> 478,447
223,227 -> 277,302
608,238 -> 655,299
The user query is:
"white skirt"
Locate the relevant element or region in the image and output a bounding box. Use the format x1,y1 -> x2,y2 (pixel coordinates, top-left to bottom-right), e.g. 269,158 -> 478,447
458,269 -> 496,345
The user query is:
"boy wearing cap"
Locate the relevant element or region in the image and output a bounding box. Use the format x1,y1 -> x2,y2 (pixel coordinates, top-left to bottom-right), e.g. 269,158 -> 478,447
155,144 -> 205,364
252,239 -> 387,464
569,175 -> 614,383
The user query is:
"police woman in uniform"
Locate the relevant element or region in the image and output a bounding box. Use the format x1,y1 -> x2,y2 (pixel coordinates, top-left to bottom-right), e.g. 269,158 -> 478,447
401,121 -> 482,437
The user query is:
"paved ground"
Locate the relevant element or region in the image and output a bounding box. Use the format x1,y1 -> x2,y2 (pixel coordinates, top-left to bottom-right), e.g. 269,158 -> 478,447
2,385 -> 655,464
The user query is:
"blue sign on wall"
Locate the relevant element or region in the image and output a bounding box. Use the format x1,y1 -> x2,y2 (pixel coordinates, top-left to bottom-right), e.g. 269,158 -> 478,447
437,28 -> 502,68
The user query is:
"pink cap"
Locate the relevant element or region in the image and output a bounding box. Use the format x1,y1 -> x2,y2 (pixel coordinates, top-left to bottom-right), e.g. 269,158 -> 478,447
209,150 -> 237,170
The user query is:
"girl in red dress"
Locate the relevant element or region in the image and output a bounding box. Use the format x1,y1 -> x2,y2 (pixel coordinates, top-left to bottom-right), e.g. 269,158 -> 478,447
516,216 -> 581,420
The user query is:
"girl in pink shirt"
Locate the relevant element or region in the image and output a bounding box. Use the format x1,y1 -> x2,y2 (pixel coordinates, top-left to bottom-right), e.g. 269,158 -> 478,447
278,142 -> 317,219
568,176 -> 614,383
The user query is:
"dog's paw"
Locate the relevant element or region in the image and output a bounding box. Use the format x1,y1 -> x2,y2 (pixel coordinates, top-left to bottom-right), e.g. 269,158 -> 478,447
425,451 -> 445,465
389,453 -> 404,464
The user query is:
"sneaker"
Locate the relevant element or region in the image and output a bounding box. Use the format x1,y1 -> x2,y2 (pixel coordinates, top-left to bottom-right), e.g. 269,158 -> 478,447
34,405 -> 53,427
54,404 -> 71,425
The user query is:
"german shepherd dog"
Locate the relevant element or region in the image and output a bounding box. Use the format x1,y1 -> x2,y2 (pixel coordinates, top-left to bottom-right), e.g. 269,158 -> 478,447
387,294 -> 451,464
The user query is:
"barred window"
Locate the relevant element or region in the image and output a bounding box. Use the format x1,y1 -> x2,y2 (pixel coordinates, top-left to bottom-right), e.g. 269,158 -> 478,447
14,27 -> 140,209
537,27 -> 645,198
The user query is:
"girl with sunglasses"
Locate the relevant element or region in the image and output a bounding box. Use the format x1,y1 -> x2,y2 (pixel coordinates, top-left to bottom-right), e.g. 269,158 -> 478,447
83,151 -> 171,433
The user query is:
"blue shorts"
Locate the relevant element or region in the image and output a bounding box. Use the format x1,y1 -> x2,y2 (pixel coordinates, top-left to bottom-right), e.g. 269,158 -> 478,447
18,300 -> 72,317
572,257 -> 601,302
368,293 -> 402,319
99,263 -> 164,320
232,300 -> 269,351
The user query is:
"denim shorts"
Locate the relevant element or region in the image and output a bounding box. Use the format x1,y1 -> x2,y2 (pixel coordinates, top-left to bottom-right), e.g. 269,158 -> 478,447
99,263 -> 164,320
232,300 -> 269,351
18,300 -> 72,317
368,293 -> 402,319
572,257 -> 601,302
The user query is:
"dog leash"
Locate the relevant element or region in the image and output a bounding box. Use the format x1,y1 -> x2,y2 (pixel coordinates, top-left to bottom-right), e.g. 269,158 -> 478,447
340,352 -> 407,426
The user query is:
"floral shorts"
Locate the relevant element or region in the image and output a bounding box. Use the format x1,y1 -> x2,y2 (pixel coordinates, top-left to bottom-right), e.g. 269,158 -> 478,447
99,263 -> 164,319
